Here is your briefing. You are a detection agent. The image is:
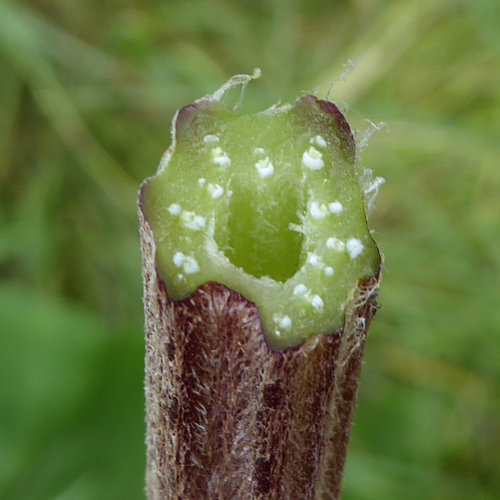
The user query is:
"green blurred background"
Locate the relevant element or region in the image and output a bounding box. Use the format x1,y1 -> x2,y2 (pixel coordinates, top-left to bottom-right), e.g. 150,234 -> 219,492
1,0 -> 499,498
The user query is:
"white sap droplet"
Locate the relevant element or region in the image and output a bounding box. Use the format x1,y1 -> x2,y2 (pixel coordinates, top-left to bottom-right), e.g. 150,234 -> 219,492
203,134 -> 219,143
302,147 -> 324,170
275,330 -> 281,337
293,284 -> 308,296
253,147 -> 266,155
168,203 -> 182,216
307,253 -> 321,267
198,178 -> 206,186
310,201 -> 328,220
273,313 -> 292,330
173,252 -> 185,268
324,266 -> 334,276
183,258 -> 200,274
280,315 -> 292,329
311,295 -> 324,310
211,147 -> 231,168
194,216 -> 206,229
182,211 -> 206,231
310,135 -> 327,148
326,237 -> 345,252
213,156 -> 231,168
346,238 -> 364,259
328,201 -> 343,214
172,252 -> 200,274
208,183 -> 224,199
255,157 -> 274,178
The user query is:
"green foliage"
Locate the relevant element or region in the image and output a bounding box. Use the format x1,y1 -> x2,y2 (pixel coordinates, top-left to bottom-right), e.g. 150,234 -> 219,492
0,0 -> 499,498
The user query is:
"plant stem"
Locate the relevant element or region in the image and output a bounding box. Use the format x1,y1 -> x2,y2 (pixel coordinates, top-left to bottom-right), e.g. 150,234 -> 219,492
140,200 -> 380,499
139,74 -> 382,498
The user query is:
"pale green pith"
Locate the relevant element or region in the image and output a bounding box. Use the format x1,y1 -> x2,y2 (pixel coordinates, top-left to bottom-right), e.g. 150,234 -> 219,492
144,100 -> 379,349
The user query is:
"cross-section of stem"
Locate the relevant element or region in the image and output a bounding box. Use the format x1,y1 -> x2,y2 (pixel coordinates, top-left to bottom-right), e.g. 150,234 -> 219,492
139,73 -> 382,499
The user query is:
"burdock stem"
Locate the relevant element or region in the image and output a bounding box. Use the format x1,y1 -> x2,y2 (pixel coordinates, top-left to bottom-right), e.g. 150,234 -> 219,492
139,74 -> 382,499
140,202 -> 380,499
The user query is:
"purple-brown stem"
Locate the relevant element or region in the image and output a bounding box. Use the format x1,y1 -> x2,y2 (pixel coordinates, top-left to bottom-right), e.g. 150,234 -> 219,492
140,202 -> 380,500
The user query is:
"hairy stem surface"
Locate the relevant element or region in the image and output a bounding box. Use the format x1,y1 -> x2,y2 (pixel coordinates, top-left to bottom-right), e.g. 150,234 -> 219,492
140,75 -> 382,498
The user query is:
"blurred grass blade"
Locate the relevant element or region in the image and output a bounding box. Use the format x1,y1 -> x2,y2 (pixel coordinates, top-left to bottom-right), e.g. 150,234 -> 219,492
0,0 -> 138,218
314,0 -> 455,102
